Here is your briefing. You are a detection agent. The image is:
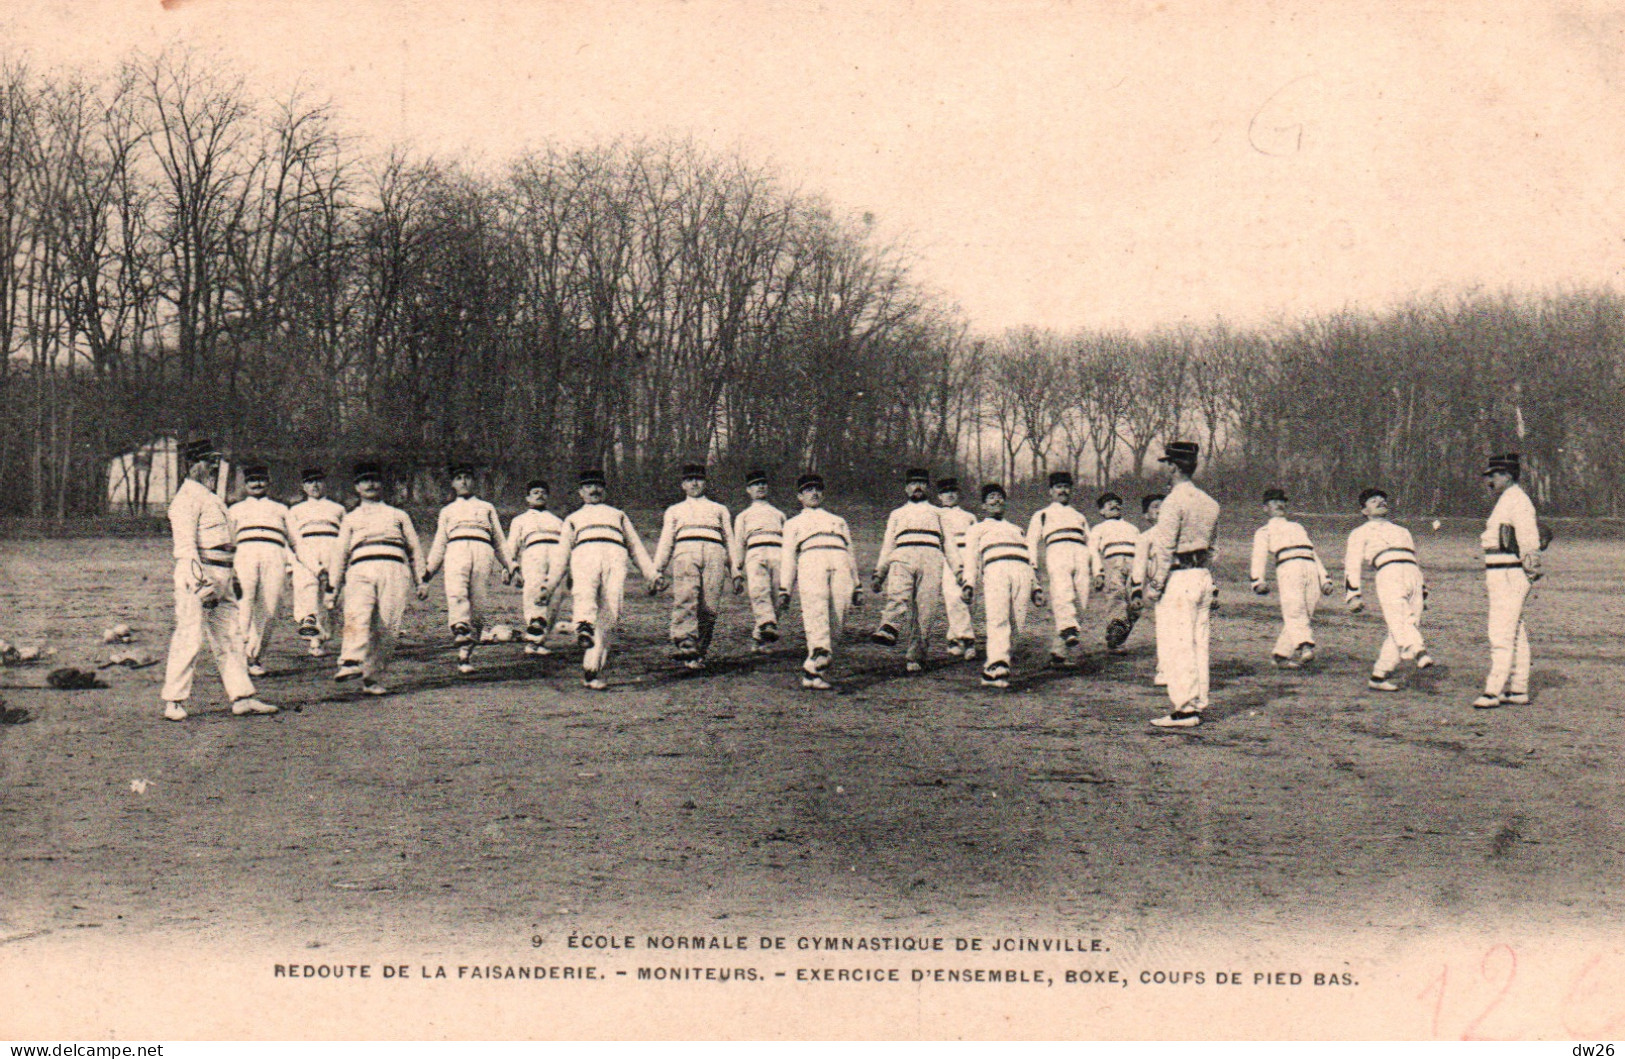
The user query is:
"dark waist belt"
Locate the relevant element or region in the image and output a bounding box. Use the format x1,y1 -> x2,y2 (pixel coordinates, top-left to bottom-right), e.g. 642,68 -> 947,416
351,554 -> 408,566
1485,558 -> 1524,570
522,537 -> 559,551
1101,545 -> 1136,560
986,554 -> 1031,567
674,532 -> 726,547
1276,554 -> 1317,567
300,530 -> 339,539
448,534 -> 493,545
199,556 -> 236,569
236,535 -> 287,549
1044,533 -> 1090,548
1171,549 -> 1211,570
573,536 -> 626,550
746,539 -> 781,551
798,544 -> 850,555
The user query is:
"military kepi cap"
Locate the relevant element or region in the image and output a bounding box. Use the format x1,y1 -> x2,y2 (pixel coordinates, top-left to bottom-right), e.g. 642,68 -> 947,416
1483,452 -> 1520,478
243,463 -> 270,483
1048,471 -> 1074,488
1358,487 -> 1387,507
300,467 -> 326,483
797,472 -> 824,492
1262,488 -> 1288,503
353,461 -> 383,482
681,462 -> 707,480
980,481 -> 1006,501
746,468 -> 769,487
1159,441 -> 1200,467
448,462 -> 476,477
906,467 -> 931,484
1097,492 -> 1122,508
578,468 -> 607,487
936,477 -> 960,493
182,438 -> 220,465
1140,493 -> 1165,513
525,478 -> 550,493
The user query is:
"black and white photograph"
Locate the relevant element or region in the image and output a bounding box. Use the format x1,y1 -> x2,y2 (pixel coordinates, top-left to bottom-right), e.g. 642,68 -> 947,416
1,0 -> 1623,1042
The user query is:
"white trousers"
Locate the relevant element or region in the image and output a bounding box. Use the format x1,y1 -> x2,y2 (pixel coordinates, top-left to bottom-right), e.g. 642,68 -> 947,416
1484,568 -> 1532,696
443,540 -> 495,631
743,547 -> 780,630
670,542 -> 728,653
163,561 -> 255,703
981,559 -> 1033,668
340,559 -> 412,681
292,536 -> 340,637
1156,568 -> 1212,712
1044,543 -> 1091,651
233,543 -> 286,663
570,543 -> 627,674
879,548 -> 941,662
1273,558 -> 1321,658
1371,565 -> 1426,675
941,550 -> 974,642
519,545 -> 565,629
797,552 -> 854,656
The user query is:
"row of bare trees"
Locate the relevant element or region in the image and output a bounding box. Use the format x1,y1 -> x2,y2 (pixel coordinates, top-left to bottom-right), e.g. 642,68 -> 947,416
963,289 -> 1625,514
3,48 -> 1622,518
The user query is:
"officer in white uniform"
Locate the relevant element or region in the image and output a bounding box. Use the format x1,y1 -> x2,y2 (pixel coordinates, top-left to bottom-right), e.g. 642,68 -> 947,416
332,462 -> 429,695
1026,471 -> 1098,668
871,468 -> 946,672
1476,453 -> 1544,709
228,462 -> 307,676
506,479 -> 567,655
960,482 -> 1038,688
160,439 -> 277,721
777,472 -> 863,690
1125,494 -> 1167,677
425,463 -> 512,674
1132,442 -> 1221,729
1091,492 -> 1139,653
652,463 -> 737,668
731,468 -> 786,651
287,467 -> 346,657
543,469 -> 661,689
1343,487 -> 1434,692
1249,488 -> 1333,669
935,477 -> 978,659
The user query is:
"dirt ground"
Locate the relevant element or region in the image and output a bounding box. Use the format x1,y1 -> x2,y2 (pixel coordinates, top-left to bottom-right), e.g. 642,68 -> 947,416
1,512 -> 1622,1037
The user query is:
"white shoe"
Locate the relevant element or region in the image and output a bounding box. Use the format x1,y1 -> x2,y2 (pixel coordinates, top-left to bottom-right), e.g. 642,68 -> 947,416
1367,677 -> 1401,692
333,662 -> 362,682
1502,692 -> 1529,705
946,642 -> 964,658
980,675 -> 1010,688
456,662 -> 475,675
905,660 -> 923,674
582,672 -> 608,690
1472,694 -> 1502,710
361,680 -> 389,696
306,641 -> 327,658
801,675 -> 832,690
1298,645 -> 1315,663
247,662 -> 267,678
230,697 -> 278,716
1415,653 -> 1435,670
683,657 -> 706,670
163,702 -> 188,722
1150,711 -> 1201,728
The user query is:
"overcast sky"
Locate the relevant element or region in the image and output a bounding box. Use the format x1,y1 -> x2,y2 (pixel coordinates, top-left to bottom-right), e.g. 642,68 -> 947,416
5,0 -> 1623,333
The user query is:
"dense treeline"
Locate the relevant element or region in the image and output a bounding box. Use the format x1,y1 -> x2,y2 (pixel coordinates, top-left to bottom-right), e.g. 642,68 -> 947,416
2,49 -> 1621,518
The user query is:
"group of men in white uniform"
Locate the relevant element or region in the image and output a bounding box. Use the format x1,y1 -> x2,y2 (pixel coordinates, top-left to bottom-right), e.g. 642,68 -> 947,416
159,438 -> 1547,730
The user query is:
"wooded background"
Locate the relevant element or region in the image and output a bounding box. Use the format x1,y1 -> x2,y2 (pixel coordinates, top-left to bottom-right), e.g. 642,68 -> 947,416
3,50 -> 1620,517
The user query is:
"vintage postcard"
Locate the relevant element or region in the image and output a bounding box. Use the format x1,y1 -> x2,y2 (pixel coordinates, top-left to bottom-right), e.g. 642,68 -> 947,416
0,0 -> 1622,1042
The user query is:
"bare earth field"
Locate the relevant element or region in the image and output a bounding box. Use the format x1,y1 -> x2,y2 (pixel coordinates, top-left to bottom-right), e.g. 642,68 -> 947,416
1,512 -> 1622,1038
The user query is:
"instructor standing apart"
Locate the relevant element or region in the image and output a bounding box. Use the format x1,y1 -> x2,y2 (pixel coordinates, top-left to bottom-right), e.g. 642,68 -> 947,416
160,439 -> 277,721
1132,441 -> 1221,729
1476,453 -> 1543,710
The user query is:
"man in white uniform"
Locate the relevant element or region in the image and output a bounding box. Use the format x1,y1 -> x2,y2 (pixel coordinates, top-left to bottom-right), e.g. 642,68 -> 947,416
871,468 -> 946,672
1476,453 -> 1544,709
936,477 -> 978,660
332,462 -> 429,696
1344,487 -> 1434,692
424,463 -> 512,674
960,482 -> 1039,689
287,467 -> 346,658
506,479 -> 566,655
1027,471 -> 1097,668
228,463 -> 308,676
160,439 -> 277,721
776,473 -> 863,690
1249,488 -> 1333,669
543,469 -> 662,689
1091,492 -> 1139,654
731,468 -> 786,652
1131,442 -> 1221,729
652,463 -> 737,669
